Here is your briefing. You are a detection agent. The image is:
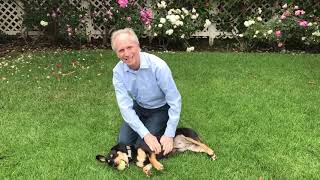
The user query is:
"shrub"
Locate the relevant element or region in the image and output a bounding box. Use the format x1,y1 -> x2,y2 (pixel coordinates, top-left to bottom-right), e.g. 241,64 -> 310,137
90,0 -> 150,41
21,0 -> 88,46
242,3 -> 319,50
149,0 -> 212,50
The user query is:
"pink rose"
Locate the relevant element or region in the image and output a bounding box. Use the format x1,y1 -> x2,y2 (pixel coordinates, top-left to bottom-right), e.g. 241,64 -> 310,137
295,10 -> 305,16
140,8 -> 153,25
283,10 -> 291,17
275,30 -> 282,38
298,20 -> 308,27
117,0 -> 128,8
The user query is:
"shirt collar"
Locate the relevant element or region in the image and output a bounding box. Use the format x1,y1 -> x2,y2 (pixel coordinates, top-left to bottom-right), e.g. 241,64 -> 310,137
123,52 -> 149,72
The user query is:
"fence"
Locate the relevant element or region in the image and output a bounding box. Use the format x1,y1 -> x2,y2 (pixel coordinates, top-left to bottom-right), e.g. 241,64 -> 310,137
1,0 -> 319,45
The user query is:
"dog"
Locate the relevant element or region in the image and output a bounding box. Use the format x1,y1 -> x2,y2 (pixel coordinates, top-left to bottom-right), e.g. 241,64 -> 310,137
96,128 -> 217,176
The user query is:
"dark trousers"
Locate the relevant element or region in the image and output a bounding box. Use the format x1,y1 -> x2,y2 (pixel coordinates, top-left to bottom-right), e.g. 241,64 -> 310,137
118,102 -> 170,146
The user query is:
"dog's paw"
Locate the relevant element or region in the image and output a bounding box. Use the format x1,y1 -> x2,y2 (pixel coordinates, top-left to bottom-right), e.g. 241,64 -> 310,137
154,163 -> 164,171
210,154 -> 217,161
136,161 -> 144,168
143,164 -> 153,176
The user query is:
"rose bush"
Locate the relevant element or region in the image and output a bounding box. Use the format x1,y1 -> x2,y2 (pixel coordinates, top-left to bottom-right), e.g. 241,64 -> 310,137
242,3 -> 319,50
91,0 -> 152,40
149,0 -> 212,50
21,0 -> 88,45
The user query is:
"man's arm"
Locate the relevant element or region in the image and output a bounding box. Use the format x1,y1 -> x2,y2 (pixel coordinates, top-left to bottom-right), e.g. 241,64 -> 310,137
113,69 -> 162,154
156,60 -> 182,154
113,69 -> 149,138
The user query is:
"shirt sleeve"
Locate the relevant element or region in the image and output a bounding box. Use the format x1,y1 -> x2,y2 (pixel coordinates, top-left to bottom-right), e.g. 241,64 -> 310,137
156,61 -> 182,137
112,68 -> 150,138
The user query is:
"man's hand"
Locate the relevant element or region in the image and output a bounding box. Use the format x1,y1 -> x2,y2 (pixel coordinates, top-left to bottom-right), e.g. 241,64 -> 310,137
144,133 -> 161,154
160,135 -> 173,155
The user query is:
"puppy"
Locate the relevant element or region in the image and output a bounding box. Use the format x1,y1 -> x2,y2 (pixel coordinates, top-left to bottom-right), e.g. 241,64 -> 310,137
96,128 -> 217,176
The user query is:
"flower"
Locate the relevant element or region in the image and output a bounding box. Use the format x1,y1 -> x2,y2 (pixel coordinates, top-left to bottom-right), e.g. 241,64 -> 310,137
117,0 -> 128,8
182,8 -> 189,15
160,18 -> 166,24
165,29 -> 174,35
275,30 -> 282,38
312,31 -> 320,37
40,20 -> 48,27
186,46 -> 195,52
244,20 -> 255,27
140,8 -> 153,25
204,19 -> 211,28
295,10 -> 305,16
257,17 -> 262,21
191,14 -> 199,20
157,1 -> 167,9
282,3 -> 288,9
298,20 -> 308,27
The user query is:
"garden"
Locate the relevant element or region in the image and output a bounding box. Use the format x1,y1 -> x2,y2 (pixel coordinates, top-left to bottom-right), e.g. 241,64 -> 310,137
0,0 -> 320,179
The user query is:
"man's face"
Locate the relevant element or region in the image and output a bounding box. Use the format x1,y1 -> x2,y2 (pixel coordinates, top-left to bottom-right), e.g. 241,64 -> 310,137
114,33 -> 141,70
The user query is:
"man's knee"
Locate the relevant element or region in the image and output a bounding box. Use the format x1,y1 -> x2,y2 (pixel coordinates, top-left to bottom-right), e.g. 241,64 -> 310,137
118,122 -> 138,145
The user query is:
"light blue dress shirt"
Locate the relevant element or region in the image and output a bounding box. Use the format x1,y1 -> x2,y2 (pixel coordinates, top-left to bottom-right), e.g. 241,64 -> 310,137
112,52 -> 181,138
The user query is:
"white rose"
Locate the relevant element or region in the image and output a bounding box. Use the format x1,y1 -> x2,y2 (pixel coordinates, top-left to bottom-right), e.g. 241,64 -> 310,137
182,8 -> 189,15
40,20 -> 48,27
160,18 -> 166,24
267,30 -> 273,34
165,29 -> 174,35
186,46 -> 195,52
282,3 -> 288,9
204,19 -> 211,28
158,24 -> 163,28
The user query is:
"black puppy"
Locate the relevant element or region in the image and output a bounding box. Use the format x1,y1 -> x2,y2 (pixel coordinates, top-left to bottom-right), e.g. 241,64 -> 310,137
96,128 -> 217,176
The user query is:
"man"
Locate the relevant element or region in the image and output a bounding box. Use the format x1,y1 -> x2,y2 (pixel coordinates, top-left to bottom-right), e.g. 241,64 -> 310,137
111,28 -> 181,155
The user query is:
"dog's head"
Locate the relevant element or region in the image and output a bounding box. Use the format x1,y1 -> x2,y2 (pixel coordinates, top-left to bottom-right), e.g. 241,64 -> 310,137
96,144 -> 130,170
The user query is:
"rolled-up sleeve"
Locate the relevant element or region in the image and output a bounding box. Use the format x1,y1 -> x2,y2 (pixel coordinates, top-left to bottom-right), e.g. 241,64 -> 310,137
112,69 -> 149,138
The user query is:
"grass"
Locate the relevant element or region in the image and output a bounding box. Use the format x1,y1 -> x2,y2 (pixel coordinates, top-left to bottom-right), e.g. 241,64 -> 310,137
0,49 -> 319,179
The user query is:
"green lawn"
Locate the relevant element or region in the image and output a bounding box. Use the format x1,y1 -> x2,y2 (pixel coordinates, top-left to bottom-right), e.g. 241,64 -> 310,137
0,50 -> 319,179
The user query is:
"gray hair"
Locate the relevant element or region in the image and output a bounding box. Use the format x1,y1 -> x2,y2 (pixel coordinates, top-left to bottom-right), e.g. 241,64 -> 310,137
111,28 -> 140,51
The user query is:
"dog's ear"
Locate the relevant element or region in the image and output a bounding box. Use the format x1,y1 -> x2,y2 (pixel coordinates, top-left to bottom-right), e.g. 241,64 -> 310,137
96,155 -> 106,163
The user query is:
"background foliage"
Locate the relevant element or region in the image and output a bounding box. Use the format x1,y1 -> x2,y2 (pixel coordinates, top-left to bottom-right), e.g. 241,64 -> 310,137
8,0 -> 319,51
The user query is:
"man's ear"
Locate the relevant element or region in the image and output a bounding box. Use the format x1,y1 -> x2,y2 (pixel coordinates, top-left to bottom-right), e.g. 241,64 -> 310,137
96,155 -> 106,163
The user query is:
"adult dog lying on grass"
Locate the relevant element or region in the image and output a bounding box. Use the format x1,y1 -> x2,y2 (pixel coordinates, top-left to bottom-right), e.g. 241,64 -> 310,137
96,128 -> 217,176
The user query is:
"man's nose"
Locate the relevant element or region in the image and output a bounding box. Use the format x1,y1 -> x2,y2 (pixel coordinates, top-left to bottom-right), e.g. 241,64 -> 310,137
124,49 -> 129,57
